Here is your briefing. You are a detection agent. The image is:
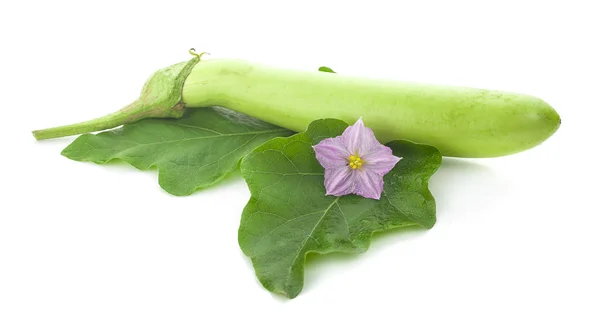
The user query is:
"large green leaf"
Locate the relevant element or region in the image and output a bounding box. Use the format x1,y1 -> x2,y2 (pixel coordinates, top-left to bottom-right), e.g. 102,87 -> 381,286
239,119 -> 441,298
61,107 -> 293,195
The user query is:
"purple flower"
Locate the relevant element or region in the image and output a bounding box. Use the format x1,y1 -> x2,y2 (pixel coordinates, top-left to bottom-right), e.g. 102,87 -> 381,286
312,118 -> 402,200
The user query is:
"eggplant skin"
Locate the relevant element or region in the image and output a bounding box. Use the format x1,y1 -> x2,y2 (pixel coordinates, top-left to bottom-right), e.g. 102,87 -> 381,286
183,59 -> 561,157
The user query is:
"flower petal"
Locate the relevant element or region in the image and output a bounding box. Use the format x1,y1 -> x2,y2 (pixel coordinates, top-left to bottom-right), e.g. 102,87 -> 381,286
324,167 -> 355,197
341,117 -> 380,156
313,137 -> 350,169
353,169 -> 384,200
362,145 -> 402,175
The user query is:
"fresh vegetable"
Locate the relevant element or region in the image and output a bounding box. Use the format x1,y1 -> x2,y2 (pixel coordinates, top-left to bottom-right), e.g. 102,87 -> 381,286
32,50 -> 561,158
182,59 -> 560,157
62,107 -> 292,195
29,50 -> 562,299
239,118 -> 441,298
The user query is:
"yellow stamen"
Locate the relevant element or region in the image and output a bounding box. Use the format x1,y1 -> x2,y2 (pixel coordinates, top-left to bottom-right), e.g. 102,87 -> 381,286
348,154 -> 363,170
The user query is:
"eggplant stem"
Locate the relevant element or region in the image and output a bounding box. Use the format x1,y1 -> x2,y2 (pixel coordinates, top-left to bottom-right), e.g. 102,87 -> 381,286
32,50 -> 202,140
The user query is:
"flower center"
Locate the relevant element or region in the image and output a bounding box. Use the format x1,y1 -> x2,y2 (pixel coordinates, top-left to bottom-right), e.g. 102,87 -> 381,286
348,155 -> 363,170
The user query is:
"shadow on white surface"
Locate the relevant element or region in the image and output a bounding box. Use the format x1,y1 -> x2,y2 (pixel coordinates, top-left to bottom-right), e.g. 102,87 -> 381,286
429,157 -> 497,212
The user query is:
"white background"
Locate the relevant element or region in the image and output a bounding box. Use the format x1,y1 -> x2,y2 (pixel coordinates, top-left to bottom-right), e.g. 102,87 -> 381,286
1,1 -> 599,332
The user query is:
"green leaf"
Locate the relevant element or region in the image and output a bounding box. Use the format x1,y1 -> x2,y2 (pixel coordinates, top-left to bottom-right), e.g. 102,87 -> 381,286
61,107 -> 293,196
239,119 -> 441,298
318,66 -> 336,73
